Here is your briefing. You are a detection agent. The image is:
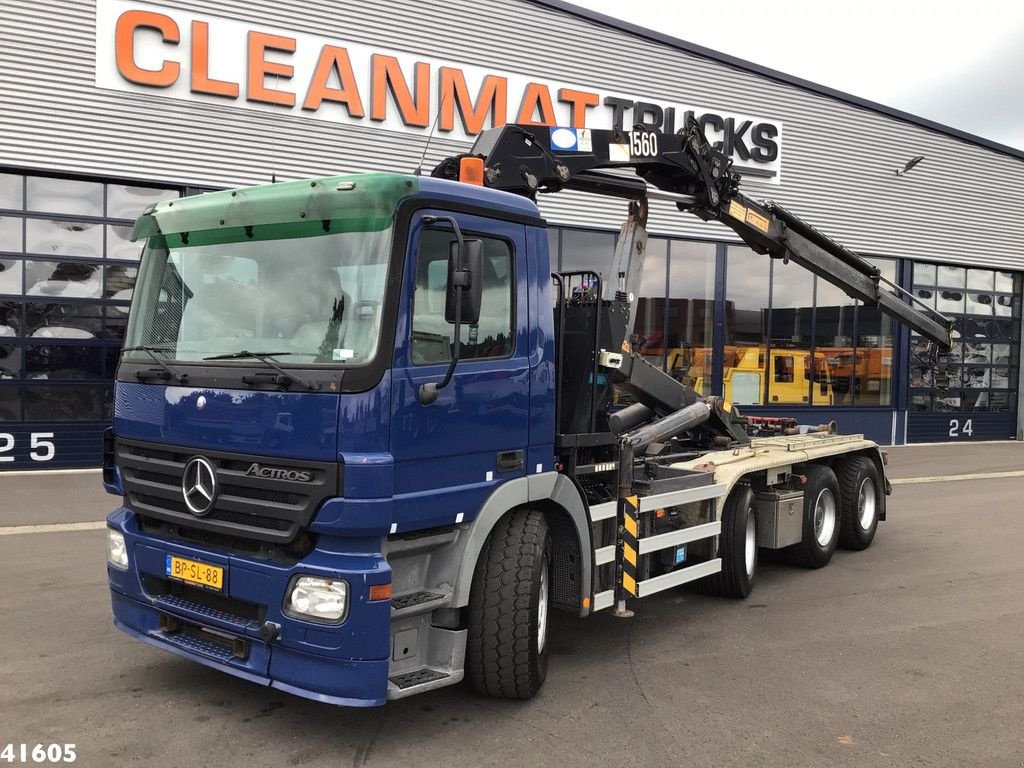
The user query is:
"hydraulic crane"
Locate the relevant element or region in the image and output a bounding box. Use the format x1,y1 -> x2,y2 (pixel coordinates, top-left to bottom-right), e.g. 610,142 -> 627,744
433,119 -> 954,350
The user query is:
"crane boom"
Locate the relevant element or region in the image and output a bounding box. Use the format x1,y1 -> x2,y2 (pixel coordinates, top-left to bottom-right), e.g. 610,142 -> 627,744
433,121 -> 953,349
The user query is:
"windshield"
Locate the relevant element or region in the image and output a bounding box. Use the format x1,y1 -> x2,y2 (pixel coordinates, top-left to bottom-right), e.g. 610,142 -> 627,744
124,226 -> 391,365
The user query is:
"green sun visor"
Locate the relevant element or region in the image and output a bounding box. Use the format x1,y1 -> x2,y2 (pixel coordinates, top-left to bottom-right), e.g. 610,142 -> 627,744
131,173 -> 419,245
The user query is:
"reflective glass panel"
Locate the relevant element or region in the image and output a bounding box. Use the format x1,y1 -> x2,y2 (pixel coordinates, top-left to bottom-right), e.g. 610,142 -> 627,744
0,344 -> 20,379
25,219 -> 102,258
104,265 -> 137,300
632,238 -> 668,371
0,385 -> 19,420
725,246 -> 769,405
0,214 -> 22,252
24,260 -> 102,299
994,294 -> 1015,318
666,240 -> 715,393
0,301 -> 20,337
24,302 -> 102,339
106,184 -> 178,220
966,292 -> 994,316
0,174 -> 23,210
23,383 -> 109,420
913,263 -> 936,285
560,229 -> 616,276
25,344 -> 104,380
936,288 -> 965,315
768,259 -> 813,405
0,259 -> 23,295
936,265 -> 965,288
25,177 -> 103,217
967,269 -> 994,291
994,271 -> 1014,292
106,225 -> 143,261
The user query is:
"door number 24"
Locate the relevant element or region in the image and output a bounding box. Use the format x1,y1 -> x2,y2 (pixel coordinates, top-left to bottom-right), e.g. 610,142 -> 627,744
948,419 -> 973,438
0,432 -> 56,462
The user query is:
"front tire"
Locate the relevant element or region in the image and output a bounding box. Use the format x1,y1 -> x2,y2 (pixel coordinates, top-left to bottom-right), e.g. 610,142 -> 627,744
466,509 -> 550,699
837,456 -> 881,550
701,485 -> 757,598
786,464 -> 841,568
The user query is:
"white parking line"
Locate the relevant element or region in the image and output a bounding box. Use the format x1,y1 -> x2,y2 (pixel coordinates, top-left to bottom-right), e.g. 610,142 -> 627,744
2,470 -> 1022,537
0,522 -> 107,536
890,470 -> 1024,485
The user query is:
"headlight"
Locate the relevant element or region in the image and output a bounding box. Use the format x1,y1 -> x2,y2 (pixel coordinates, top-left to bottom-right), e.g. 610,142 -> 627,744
107,529 -> 128,569
284,576 -> 348,624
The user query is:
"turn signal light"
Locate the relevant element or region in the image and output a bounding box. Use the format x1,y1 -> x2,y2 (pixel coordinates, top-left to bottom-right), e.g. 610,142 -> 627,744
459,157 -> 485,186
369,583 -> 392,602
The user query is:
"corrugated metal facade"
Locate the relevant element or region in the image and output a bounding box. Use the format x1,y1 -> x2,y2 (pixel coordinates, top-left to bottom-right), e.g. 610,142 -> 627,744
1,0 -> 1023,268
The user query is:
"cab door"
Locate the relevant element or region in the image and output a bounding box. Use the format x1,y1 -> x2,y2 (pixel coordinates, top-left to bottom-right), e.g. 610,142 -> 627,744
389,211 -> 530,532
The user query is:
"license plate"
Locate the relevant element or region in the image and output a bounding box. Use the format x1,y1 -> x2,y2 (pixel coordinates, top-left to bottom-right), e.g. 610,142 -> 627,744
165,555 -> 224,591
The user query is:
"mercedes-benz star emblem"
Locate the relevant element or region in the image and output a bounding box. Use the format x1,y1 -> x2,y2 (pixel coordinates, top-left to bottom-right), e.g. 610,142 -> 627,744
182,456 -> 218,516
196,395 -> 207,410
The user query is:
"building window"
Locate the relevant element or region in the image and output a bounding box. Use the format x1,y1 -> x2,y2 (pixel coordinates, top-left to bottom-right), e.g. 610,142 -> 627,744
665,240 -> 715,393
725,246 -> 770,404
910,263 -> 1020,414
0,171 -> 181,426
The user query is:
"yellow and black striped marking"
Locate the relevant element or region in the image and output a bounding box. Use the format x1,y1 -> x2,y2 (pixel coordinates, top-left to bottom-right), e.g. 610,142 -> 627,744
620,494 -> 639,596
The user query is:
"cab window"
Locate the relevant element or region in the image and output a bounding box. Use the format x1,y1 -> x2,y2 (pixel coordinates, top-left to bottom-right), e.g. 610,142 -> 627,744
411,229 -> 514,366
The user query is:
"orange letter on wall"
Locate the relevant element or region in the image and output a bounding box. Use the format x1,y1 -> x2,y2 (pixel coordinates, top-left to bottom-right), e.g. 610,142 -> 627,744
303,45 -> 365,116
438,68 -> 507,135
247,31 -> 296,107
370,55 -> 430,128
558,88 -> 599,128
516,83 -> 557,126
114,10 -> 180,87
191,21 -> 238,98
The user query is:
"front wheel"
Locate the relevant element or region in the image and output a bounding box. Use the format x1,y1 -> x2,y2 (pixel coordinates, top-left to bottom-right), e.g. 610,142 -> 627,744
466,509 -> 550,699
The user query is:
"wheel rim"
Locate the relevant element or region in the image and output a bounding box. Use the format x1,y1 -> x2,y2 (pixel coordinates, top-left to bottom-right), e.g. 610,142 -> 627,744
813,488 -> 837,546
537,558 -> 549,654
744,511 -> 756,576
858,478 -> 877,530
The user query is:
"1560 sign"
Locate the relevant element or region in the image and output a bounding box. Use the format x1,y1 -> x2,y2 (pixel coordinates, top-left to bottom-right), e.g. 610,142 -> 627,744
0,432 -> 56,463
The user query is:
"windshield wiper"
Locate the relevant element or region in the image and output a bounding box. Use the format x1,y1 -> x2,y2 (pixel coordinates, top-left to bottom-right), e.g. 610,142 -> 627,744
122,345 -> 189,385
203,350 -> 317,391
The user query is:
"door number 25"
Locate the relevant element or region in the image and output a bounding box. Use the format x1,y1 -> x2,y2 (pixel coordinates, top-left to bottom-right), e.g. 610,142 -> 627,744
0,432 -> 56,462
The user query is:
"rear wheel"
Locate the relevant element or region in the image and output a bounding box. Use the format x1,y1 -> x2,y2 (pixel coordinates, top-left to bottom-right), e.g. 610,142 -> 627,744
466,509 -> 550,699
837,456 -> 881,550
700,485 -> 757,598
786,464 -> 840,568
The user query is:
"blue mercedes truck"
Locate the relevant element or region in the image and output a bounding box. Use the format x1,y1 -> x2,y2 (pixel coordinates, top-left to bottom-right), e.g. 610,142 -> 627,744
104,123 -> 952,706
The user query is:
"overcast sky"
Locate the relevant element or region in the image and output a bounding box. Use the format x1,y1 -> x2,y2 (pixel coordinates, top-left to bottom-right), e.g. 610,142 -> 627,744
571,0 -> 1024,151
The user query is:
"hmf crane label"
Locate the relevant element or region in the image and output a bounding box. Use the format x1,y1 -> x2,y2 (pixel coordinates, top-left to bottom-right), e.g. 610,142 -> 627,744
94,0 -> 784,182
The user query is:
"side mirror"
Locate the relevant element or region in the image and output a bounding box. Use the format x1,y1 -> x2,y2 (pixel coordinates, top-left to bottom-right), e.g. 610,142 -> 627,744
445,239 -> 483,325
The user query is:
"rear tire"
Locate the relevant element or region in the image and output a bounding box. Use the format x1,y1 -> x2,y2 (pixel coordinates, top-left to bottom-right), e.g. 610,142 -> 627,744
786,464 -> 840,568
837,456 -> 881,550
466,509 -> 550,699
700,485 -> 757,598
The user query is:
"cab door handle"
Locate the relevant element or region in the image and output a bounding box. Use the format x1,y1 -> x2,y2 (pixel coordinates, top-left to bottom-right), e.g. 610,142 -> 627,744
496,450 -> 524,472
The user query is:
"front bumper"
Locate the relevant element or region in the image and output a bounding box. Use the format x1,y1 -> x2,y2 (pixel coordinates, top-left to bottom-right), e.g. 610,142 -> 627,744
107,507 -> 391,707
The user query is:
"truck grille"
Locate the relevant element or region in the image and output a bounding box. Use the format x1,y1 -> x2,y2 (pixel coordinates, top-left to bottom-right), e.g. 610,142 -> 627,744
117,438 -> 340,544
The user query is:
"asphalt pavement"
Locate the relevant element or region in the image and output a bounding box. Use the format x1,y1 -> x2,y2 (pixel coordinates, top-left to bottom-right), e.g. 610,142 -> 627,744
1,443 -> 1023,767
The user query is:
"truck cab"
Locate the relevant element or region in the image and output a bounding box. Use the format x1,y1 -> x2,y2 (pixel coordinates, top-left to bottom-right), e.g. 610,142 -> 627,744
105,173 -> 569,706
